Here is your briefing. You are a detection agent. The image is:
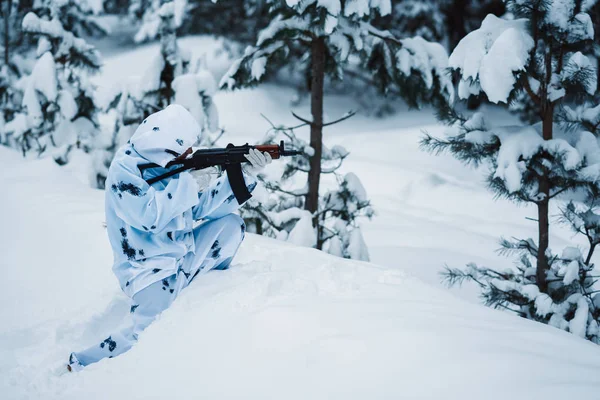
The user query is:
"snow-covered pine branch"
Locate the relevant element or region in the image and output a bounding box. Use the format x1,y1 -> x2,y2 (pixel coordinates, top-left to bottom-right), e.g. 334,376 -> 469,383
22,12 -> 102,70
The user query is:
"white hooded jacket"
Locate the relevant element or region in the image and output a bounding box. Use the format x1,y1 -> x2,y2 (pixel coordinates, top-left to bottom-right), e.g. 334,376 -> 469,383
105,104 -> 256,297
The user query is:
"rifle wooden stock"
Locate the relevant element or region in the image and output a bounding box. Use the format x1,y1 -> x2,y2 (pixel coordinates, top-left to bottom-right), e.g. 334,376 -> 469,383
254,144 -> 282,159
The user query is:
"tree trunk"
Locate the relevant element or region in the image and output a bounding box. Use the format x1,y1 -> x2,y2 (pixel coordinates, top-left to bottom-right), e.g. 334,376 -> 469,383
3,0 -> 12,67
306,36 -> 325,247
536,106 -> 554,293
536,179 -> 550,292
444,0 -> 468,51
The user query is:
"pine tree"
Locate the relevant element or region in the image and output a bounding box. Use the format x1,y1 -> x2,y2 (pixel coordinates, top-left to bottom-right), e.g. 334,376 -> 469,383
422,0 -> 600,342
221,0 -> 452,257
0,0 -> 33,146
4,0 -> 104,166
97,0 -> 220,188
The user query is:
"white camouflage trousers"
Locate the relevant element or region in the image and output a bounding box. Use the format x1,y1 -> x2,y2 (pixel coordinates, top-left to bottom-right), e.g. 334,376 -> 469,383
72,214 -> 245,367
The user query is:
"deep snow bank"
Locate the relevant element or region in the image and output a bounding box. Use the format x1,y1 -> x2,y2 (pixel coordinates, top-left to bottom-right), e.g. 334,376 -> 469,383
1,147 -> 600,399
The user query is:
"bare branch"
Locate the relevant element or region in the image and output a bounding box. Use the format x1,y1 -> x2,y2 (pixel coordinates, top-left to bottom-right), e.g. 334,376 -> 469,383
261,113 -> 308,131
291,111 -> 313,125
322,111 -> 356,127
207,128 -> 225,147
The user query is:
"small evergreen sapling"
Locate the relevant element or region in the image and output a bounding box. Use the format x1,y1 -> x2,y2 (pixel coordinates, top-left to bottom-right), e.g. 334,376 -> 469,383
240,118 -> 373,260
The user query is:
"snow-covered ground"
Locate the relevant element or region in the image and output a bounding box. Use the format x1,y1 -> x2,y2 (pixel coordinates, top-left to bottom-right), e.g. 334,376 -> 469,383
2,35 -> 600,398
2,146 -> 600,399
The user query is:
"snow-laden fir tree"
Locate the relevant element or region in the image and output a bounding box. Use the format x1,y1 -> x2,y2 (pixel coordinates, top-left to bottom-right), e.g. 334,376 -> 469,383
130,0 -> 188,43
509,0 -> 599,123
221,0 -> 453,257
3,0 -> 104,165
422,0 -> 600,342
96,0 -> 220,188
0,0 -> 34,146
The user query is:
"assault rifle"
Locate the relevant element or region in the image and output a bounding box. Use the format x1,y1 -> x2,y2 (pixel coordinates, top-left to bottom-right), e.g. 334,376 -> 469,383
138,141 -> 301,204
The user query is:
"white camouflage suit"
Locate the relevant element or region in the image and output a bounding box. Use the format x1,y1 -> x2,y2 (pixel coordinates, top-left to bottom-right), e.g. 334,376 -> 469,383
70,105 -> 259,369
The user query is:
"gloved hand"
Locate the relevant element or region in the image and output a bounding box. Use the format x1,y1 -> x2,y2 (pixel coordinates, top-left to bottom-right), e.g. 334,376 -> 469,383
243,148 -> 272,176
190,167 -> 218,192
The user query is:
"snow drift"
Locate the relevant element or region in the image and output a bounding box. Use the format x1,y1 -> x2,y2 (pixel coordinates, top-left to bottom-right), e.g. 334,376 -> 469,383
2,146 -> 600,399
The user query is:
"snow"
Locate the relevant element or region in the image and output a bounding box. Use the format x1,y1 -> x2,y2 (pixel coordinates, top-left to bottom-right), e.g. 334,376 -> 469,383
2,113 -> 28,140
251,57 -> 268,81
36,37 -> 52,57
20,51 -> 58,127
329,32 -> 351,60
493,126 -> 542,193
583,104 -> 600,126
317,0 -> 341,16
3,145 -> 600,399
22,13 -> 64,37
31,52 -> 58,102
343,0 -> 370,17
22,12 -> 101,68
134,0 -> 188,42
396,36 -> 453,99
569,12 -> 595,42
563,260 -> 580,285
134,16 -> 160,43
324,14 -> 338,34
464,122 -> 592,194
86,0 -> 105,14
562,52 -> 598,95
57,90 -> 78,121
344,172 -> 367,202
535,294 -> 554,317
139,54 -> 165,93
286,213 -> 318,247
347,227 -> 369,261
561,246 -> 582,261
172,70 -> 220,131
369,0 -> 391,16
257,17 -> 309,47
449,15 -> 534,104
546,0 -> 575,32
570,296 -> 589,338
5,34 -> 600,397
